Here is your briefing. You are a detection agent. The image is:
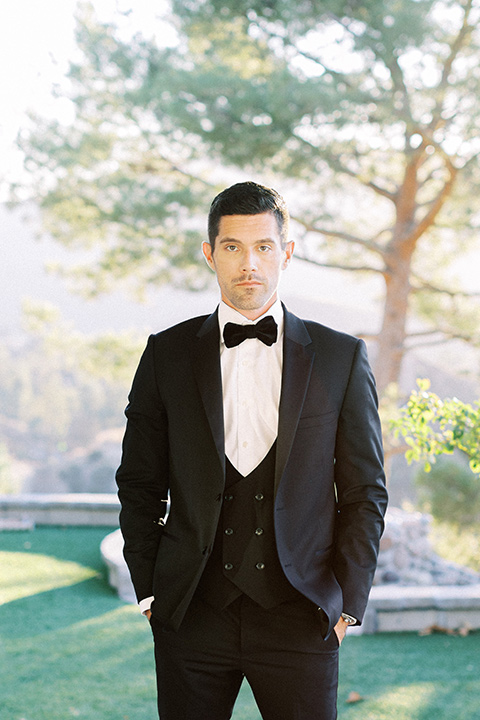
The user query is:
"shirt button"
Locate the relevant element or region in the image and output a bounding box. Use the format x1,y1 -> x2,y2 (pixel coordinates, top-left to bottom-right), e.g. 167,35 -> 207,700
224,528 -> 234,536
255,493 -> 264,501
224,563 -> 234,571
255,528 -> 264,536
242,441 -> 248,448
255,562 -> 265,570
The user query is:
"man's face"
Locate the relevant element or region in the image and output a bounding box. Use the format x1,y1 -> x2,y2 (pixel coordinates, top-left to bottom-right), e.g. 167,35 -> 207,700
202,212 -> 294,320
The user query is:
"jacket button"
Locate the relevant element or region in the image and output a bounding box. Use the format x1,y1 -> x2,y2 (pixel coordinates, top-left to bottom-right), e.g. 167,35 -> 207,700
224,528 -> 234,536
224,494 -> 234,501
255,528 -> 264,536
224,562 -> 234,571
255,493 -> 264,501
255,562 -> 265,570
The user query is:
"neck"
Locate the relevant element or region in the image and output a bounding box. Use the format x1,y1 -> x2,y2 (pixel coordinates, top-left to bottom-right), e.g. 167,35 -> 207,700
222,295 -> 278,321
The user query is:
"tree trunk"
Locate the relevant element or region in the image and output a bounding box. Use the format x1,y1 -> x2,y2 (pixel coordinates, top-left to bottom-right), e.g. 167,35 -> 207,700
373,148 -> 423,394
374,264 -> 410,394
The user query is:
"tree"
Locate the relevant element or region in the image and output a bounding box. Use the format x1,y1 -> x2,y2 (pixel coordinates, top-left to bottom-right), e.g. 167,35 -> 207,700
391,378 -> 480,472
0,301 -> 143,459
12,0 -> 480,393
414,458 -> 480,526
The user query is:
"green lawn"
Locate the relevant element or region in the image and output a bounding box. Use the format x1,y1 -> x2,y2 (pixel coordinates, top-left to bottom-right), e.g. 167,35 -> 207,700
1,527 -> 479,720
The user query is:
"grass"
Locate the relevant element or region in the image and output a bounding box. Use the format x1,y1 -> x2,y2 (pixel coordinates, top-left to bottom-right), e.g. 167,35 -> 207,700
1,527 -> 480,720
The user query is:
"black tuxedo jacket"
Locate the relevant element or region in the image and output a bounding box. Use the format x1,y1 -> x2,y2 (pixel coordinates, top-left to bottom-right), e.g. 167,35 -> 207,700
116,307 -> 387,636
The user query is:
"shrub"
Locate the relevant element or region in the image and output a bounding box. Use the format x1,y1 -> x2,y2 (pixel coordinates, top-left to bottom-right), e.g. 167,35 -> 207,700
415,456 -> 480,527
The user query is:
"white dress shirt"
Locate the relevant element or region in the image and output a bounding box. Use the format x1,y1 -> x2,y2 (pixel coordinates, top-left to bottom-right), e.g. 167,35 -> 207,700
218,299 -> 284,476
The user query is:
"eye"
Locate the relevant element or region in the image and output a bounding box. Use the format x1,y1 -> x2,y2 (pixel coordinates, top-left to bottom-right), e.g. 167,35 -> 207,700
258,245 -> 272,252
225,244 -> 238,252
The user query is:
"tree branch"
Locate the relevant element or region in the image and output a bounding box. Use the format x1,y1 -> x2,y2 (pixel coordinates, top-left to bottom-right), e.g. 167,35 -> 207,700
291,129 -> 397,202
429,0 -> 474,133
247,14 -> 358,88
260,24 -> 354,86
385,55 -> 414,126
293,251 -> 384,275
384,443 -> 411,461
409,161 -> 458,243
337,161 -> 397,201
411,276 -> 480,299
290,214 -> 386,257
127,151 -> 216,188
405,329 -> 480,349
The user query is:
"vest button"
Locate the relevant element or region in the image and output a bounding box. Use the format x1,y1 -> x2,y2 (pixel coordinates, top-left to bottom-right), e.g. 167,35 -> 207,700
224,563 -> 234,571
224,528 -> 234,535
255,493 -> 264,501
255,562 -> 265,570
255,528 -> 264,536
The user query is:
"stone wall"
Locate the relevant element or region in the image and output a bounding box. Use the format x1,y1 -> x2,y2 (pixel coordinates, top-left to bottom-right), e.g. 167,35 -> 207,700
0,493 -> 120,527
374,507 -> 480,586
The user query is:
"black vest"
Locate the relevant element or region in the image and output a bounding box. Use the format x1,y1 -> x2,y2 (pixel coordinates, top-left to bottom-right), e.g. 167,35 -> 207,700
196,443 -> 300,609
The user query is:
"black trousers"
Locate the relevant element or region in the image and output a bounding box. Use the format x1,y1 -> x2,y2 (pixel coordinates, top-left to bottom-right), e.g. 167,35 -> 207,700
150,593 -> 339,720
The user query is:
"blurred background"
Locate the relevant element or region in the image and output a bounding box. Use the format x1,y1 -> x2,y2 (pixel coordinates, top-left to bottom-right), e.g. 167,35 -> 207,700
1,0 -> 480,527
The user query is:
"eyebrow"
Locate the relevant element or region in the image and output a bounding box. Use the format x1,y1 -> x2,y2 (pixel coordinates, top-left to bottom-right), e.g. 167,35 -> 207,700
217,237 -> 276,245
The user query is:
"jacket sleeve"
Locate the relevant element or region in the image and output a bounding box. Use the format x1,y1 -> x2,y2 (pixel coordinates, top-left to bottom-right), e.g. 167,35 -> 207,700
115,335 -> 169,602
333,339 -> 388,623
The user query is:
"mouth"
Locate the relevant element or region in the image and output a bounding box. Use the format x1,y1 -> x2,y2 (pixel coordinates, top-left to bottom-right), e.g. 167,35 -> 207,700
235,277 -> 263,287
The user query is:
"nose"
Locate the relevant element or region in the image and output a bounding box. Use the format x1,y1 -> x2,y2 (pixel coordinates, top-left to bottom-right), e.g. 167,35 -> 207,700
241,249 -> 258,273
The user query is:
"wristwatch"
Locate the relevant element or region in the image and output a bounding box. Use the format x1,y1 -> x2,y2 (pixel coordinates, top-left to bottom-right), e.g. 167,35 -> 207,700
341,613 -> 357,625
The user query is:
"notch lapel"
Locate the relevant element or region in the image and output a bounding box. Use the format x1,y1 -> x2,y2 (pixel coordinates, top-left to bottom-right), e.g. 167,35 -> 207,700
193,310 -> 225,475
275,309 -> 315,494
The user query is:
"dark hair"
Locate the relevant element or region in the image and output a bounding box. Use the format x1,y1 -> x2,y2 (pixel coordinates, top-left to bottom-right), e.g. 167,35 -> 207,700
207,181 -> 289,250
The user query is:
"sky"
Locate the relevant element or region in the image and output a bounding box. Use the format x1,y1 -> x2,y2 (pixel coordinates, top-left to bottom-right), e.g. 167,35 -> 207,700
0,0 -> 173,190
1,0 -> 76,183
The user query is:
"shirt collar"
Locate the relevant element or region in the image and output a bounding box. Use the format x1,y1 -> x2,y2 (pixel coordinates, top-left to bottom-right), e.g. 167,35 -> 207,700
218,299 -> 284,345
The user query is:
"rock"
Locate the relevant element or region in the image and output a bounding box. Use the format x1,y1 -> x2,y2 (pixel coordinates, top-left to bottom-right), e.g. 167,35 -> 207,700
375,507 -> 480,587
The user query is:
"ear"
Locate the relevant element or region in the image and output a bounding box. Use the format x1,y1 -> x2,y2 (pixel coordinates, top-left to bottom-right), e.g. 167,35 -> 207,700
282,241 -> 295,269
202,242 -> 215,271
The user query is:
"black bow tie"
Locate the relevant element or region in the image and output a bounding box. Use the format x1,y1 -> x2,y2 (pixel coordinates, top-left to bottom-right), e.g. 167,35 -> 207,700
223,316 -> 278,348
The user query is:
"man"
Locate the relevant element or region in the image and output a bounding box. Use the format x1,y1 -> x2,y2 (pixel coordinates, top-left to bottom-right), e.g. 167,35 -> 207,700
116,181 -> 387,719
